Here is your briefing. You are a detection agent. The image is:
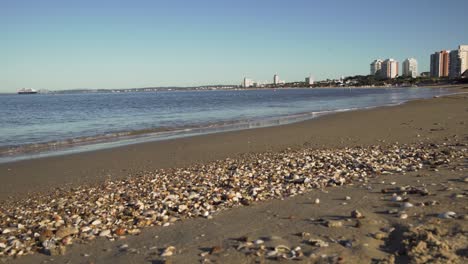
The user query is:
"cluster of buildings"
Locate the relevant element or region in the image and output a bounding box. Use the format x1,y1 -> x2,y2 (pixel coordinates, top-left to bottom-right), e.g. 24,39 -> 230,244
242,74 -> 314,88
370,58 -> 418,79
370,44 -> 467,80
430,45 -> 468,78
242,44 -> 467,88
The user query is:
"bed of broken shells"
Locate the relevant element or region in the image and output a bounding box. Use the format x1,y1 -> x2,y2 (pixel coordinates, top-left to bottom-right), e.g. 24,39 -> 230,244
0,142 -> 466,259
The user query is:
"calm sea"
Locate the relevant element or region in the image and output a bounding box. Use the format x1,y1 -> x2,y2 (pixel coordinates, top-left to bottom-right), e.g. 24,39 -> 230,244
0,87 -> 454,163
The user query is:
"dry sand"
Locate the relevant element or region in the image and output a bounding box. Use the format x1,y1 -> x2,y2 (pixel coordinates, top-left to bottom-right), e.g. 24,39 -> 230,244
1,88 -> 467,264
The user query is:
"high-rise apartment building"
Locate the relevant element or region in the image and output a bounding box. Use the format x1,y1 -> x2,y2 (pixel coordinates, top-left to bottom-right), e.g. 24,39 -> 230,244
370,59 -> 383,75
305,76 -> 314,85
460,45 -> 468,76
242,77 -> 253,88
273,74 -> 280,85
449,45 -> 468,78
430,50 -> 450,77
380,59 -> 399,79
402,58 -> 418,78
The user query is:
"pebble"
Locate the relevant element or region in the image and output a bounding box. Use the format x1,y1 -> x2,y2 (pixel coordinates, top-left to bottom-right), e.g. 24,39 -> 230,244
399,213 -> 408,219
314,198 -> 320,204
345,196 -> 351,200
391,196 -> 403,202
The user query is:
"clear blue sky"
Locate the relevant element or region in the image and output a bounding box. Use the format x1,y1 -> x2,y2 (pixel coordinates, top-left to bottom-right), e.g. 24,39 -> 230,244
1,0 -> 467,92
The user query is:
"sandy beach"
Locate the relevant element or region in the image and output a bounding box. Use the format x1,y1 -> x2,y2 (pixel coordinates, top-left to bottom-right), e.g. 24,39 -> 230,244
1,88 -> 467,263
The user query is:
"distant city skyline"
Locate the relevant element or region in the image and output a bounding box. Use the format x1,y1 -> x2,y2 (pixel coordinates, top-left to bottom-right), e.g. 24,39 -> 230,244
1,0 -> 468,92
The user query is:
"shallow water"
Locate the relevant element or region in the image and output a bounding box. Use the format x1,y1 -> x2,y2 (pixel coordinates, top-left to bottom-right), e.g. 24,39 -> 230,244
0,87 -> 453,162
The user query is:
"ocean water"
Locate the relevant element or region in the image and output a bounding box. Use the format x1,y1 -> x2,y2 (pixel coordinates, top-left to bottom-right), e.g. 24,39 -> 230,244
0,87 -> 454,163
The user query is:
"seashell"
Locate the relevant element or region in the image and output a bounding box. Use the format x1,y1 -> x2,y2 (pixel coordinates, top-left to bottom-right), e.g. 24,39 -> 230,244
274,245 -> 291,253
161,246 -> 176,257
0,143 -> 462,260
127,229 -> 141,235
38,229 -> 54,243
399,213 -> 408,219
308,239 -> 329,247
266,250 -> 278,258
339,239 -> 352,248
81,226 -> 92,233
119,244 -> 129,250
1,229 -> 13,235
237,242 -> 253,250
209,246 -> 223,254
91,219 -> 102,226
142,210 -> 156,216
114,228 -> 126,236
55,227 -> 78,240
178,205 -> 188,212
373,232 -> 387,240
438,211 -> 456,219
99,230 -> 111,237
400,202 -> 414,209
325,220 -> 343,228
61,236 -> 73,245
254,239 -> 264,245
350,209 -> 364,219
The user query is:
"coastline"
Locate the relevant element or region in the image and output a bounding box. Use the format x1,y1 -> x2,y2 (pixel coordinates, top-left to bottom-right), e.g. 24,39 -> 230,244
0,89 -> 467,201
0,86 -> 464,164
0,91 -> 467,263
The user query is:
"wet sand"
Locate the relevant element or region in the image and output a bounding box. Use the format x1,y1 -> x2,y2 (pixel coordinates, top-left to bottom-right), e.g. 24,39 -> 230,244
1,89 -> 468,264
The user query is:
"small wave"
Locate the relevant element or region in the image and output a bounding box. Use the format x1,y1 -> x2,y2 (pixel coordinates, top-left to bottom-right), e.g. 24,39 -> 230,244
0,90 -> 459,164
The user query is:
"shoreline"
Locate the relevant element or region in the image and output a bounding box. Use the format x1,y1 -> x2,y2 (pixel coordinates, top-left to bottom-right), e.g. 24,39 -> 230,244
1,82 -> 465,95
0,91 -> 467,263
0,90 -> 467,201
0,86 -> 465,164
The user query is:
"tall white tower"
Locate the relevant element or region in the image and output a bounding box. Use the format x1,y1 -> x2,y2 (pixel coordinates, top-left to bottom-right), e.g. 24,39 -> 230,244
370,59 -> 383,75
380,59 -> 399,79
402,58 -> 418,78
273,74 -> 279,85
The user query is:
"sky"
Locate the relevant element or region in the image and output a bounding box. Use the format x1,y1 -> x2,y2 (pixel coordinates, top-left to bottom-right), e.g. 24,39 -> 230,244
1,0 -> 468,92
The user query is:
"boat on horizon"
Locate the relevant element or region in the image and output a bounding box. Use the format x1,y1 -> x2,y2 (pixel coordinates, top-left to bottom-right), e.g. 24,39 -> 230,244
18,88 -> 38,94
